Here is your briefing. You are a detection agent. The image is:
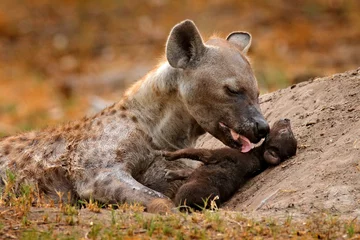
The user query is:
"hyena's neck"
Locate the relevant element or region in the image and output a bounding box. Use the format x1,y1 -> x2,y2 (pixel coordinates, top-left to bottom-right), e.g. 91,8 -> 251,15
121,63 -> 205,150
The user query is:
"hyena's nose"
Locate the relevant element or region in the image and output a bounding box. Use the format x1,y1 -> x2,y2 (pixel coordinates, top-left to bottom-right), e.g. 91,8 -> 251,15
255,117 -> 270,139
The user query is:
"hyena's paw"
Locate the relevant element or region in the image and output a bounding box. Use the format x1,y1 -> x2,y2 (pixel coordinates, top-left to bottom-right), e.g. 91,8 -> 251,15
146,198 -> 175,214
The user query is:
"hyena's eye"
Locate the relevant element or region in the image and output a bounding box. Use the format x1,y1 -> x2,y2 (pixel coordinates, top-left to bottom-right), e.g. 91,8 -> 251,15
224,85 -> 244,96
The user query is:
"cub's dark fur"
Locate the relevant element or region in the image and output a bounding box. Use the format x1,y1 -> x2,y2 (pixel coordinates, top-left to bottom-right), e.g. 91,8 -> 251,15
164,119 -> 297,209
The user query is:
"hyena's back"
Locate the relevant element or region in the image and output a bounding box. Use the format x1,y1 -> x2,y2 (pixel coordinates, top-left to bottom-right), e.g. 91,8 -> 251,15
0,108 -> 154,201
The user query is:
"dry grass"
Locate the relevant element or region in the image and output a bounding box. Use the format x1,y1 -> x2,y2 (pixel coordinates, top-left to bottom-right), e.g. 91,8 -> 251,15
0,171 -> 359,239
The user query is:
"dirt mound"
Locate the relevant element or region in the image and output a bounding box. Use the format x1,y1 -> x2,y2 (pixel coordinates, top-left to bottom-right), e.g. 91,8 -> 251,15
196,68 -> 360,220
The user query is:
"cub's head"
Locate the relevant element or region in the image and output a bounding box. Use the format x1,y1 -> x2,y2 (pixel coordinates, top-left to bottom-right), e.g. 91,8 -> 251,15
166,20 -> 269,152
263,119 -> 297,165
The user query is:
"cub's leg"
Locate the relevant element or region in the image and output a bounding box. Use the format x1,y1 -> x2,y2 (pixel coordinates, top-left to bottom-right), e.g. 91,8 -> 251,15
162,148 -> 218,164
175,180 -> 220,210
76,168 -> 174,213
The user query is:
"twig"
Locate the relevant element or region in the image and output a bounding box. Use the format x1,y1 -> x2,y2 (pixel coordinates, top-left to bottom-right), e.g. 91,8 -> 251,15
0,209 -> 12,215
3,233 -> 17,239
224,217 -> 244,231
254,189 -> 280,211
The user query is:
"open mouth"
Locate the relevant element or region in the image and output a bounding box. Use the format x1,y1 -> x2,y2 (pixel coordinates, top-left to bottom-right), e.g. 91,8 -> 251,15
219,122 -> 264,153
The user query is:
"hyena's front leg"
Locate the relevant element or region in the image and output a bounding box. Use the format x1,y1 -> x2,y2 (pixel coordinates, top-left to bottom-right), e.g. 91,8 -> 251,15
163,148 -> 217,164
76,169 -> 174,213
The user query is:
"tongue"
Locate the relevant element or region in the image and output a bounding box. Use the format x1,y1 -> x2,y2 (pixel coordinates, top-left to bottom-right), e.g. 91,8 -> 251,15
238,135 -> 252,153
230,129 -> 252,153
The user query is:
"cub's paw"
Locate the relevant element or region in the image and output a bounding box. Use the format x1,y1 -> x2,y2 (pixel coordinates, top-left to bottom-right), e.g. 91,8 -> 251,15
154,150 -> 175,160
161,151 -> 176,161
164,170 -> 181,181
165,169 -> 190,181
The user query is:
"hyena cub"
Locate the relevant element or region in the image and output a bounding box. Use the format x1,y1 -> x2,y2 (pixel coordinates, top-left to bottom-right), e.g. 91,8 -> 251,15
164,119 -> 297,209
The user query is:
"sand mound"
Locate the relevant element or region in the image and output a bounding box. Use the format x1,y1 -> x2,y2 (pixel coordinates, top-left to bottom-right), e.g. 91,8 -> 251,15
196,68 -> 360,219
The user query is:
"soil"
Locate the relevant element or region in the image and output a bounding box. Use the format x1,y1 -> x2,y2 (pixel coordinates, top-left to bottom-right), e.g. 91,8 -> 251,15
196,68 -> 360,220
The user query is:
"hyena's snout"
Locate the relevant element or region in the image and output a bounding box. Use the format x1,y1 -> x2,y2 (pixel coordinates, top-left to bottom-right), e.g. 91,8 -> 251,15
253,116 -> 269,139
217,108 -> 270,153
244,105 -> 270,141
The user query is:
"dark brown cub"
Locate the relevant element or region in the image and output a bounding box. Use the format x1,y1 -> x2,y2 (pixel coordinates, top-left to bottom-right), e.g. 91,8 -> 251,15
164,119 -> 297,210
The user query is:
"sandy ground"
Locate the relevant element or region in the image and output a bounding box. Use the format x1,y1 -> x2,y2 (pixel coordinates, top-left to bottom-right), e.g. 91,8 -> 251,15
196,68 -> 360,220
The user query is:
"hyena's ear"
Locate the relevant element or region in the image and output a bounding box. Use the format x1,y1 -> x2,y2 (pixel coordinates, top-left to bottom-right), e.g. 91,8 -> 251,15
263,149 -> 281,165
226,32 -> 252,54
166,20 -> 206,69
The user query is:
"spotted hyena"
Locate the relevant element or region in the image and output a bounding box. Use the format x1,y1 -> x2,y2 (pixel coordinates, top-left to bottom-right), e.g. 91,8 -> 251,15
0,20 -> 269,212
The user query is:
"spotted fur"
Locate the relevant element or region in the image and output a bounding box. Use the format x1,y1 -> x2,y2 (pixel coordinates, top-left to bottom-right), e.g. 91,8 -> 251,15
0,20 -> 267,212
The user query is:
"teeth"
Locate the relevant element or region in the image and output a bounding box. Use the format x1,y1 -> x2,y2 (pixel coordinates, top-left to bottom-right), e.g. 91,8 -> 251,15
230,129 -> 240,141
220,122 -> 265,150
251,138 -> 265,149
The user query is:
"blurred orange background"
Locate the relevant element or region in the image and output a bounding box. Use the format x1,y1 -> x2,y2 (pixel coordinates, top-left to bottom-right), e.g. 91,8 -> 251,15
0,0 -> 359,136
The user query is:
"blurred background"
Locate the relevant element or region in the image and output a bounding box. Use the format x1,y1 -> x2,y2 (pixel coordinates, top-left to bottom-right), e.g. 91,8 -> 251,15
0,0 -> 359,136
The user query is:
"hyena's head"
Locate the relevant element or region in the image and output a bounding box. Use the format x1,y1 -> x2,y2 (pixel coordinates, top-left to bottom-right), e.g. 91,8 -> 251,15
166,20 -> 269,152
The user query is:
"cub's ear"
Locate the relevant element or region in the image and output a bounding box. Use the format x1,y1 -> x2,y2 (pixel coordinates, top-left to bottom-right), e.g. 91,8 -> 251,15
226,32 -> 252,54
166,20 -> 206,69
264,149 -> 281,165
